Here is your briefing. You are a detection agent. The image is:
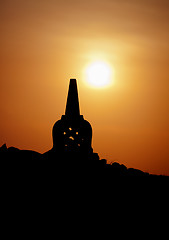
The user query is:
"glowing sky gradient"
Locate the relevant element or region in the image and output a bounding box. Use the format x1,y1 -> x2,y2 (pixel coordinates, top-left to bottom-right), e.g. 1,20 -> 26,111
0,0 -> 169,175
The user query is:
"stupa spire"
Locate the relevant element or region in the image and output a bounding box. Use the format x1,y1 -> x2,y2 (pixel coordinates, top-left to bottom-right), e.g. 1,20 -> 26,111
65,79 -> 80,118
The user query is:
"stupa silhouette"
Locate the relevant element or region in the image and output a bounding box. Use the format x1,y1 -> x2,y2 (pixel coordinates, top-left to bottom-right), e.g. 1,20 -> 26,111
45,79 -> 99,162
1,79 -> 167,177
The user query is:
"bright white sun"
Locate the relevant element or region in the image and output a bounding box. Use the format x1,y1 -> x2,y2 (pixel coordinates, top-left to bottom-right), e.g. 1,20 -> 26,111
85,61 -> 112,88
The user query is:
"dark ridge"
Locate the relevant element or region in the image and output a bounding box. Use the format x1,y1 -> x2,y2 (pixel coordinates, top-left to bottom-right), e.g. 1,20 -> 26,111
0,144 -> 168,179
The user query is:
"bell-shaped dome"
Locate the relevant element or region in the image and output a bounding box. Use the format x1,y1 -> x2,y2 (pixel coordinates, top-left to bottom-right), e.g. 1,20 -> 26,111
52,79 -> 93,157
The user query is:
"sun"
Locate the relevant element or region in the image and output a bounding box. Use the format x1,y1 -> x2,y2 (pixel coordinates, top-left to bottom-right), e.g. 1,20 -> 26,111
85,60 -> 113,88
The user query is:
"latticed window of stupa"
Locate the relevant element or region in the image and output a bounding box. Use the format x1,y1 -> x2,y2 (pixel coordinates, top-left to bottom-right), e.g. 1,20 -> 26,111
62,126 -> 87,147
69,136 -> 74,140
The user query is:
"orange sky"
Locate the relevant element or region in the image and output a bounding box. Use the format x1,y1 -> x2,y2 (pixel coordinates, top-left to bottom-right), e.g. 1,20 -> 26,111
0,0 -> 169,175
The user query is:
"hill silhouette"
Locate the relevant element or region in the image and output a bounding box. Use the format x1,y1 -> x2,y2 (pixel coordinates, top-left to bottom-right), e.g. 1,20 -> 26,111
0,143 -> 168,178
